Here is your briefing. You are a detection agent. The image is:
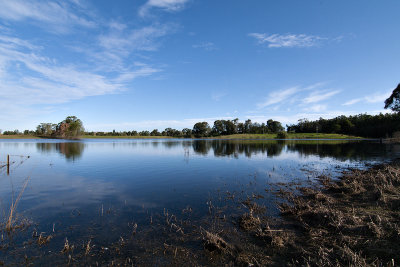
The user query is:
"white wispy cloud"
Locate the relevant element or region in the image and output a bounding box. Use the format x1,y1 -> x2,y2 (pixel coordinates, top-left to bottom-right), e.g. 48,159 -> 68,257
249,33 -> 325,48
114,63 -> 160,83
303,90 -> 340,104
0,33 -> 158,109
342,91 -> 392,106
255,83 -> 342,116
342,98 -> 362,106
68,22 -> 173,73
257,87 -> 299,108
99,24 -> 173,53
192,42 -> 217,51
139,0 -> 189,17
365,91 -> 392,103
303,104 -> 327,112
0,0 -> 96,33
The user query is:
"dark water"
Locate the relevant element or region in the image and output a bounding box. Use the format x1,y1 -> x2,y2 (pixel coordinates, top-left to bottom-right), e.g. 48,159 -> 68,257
0,139 -> 399,265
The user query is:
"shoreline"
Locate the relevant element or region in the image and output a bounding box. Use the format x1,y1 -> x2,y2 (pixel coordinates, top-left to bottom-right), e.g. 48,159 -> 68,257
0,133 -> 366,140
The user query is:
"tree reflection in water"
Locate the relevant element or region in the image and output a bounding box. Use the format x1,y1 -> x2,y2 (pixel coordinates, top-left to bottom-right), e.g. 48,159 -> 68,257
36,142 -> 85,161
34,139 -> 397,162
191,140 -> 396,161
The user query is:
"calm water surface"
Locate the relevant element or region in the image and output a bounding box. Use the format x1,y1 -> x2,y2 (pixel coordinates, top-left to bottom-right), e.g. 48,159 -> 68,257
0,139 -> 399,264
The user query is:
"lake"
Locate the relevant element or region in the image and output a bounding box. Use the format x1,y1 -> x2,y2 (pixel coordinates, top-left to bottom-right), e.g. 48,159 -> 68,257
0,139 -> 399,265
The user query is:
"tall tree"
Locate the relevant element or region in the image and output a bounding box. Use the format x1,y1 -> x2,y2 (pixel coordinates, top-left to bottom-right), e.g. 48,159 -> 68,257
182,128 -> 192,138
267,120 -> 284,133
150,129 -> 161,136
192,122 -> 211,137
384,83 -> 400,112
212,120 -> 224,136
59,116 -> 84,137
244,119 -> 252,133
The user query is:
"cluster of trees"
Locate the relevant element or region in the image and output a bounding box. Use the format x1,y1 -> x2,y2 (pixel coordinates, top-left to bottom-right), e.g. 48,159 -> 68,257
36,116 -> 84,138
84,118 -> 285,138
287,113 -> 400,138
192,119 -> 284,137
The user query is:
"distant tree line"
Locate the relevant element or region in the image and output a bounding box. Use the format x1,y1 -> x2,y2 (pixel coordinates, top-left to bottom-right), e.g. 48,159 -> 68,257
192,119 -> 284,137
287,113 -> 400,138
84,119 -> 285,138
85,128 -> 193,138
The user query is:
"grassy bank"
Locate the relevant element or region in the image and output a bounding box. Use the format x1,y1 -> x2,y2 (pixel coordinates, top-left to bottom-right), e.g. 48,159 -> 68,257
210,133 -> 363,139
81,135 -> 173,139
83,133 -> 363,139
0,135 -> 39,139
0,135 -> 172,139
0,133 -> 366,140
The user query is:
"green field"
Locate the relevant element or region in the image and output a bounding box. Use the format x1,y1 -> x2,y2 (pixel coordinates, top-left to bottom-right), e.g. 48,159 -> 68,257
81,135 -> 173,139
0,135 -> 40,139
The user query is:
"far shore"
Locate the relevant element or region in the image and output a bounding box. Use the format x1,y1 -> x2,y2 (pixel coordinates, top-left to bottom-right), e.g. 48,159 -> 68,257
0,133 -> 367,140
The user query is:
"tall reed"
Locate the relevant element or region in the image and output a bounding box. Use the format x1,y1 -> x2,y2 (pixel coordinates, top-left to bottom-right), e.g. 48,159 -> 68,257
5,176 -> 30,232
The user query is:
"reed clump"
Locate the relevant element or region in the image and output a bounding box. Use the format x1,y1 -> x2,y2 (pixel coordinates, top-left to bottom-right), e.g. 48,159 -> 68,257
201,228 -> 232,254
37,232 -> 52,246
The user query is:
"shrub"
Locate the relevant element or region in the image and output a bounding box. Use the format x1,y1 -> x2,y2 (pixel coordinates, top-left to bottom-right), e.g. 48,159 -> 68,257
276,131 -> 289,139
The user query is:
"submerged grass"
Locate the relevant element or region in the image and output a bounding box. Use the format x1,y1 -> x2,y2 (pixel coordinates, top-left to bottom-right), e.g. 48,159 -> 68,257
275,161 -> 400,266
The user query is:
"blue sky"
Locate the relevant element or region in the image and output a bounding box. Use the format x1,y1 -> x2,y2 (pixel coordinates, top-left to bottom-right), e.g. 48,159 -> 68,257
0,0 -> 399,131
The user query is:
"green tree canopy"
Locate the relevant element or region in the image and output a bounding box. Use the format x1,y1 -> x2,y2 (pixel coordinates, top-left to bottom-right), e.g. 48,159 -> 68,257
182,128 -> 192,138
384,83 -> 400,112
58,116 -> 84,138
192,122 -> 211,137
267,119 -> 284,133
151,129 -> 161,136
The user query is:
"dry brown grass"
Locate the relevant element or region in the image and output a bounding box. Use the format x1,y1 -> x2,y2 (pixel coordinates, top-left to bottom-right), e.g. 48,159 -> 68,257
276,161 -> 400,266
37,232 -> 52,246
5,176 -> 30,232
